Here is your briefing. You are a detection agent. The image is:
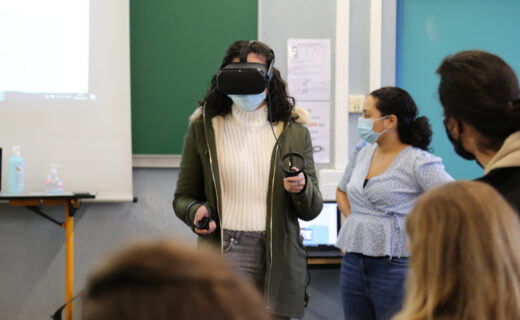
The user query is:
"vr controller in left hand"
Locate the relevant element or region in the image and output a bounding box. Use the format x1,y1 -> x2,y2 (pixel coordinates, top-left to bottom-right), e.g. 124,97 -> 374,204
193,204 -> 216,234
281,152 -> 306,193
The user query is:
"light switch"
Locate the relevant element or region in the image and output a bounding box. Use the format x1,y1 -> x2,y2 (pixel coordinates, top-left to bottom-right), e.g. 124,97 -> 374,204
348,95 -> 365,113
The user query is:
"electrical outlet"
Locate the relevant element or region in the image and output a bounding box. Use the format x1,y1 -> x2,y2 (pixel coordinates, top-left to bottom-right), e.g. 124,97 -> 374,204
348,95 -> 365,113
318,169 -> 344,201
320,184 -> 338,201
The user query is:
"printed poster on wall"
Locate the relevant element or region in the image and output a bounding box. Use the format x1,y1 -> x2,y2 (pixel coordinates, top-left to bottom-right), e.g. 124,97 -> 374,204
287,38 -> 331,164
298,101 -> 330,164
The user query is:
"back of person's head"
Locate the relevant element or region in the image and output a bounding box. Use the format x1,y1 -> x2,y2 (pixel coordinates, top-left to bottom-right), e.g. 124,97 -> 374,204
437,50 -> 520,151
82,241 -> 271,320
393,181 -> 520,320
202,40 -> 294,122
370,86 -> 432,150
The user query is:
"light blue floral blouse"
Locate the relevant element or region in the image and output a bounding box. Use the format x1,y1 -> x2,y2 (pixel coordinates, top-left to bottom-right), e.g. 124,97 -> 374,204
336,142 -> 453,257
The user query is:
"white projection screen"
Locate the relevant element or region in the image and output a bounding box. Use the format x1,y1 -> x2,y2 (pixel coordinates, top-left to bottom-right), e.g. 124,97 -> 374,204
0,0 -> 132,201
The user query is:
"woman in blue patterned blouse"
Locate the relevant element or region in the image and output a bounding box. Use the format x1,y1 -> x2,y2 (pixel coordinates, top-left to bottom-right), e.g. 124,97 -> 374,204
336,87 -> 453,320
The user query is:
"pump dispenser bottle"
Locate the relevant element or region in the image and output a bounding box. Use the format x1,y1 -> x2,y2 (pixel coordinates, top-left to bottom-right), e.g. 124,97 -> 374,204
44,164 -> 63,194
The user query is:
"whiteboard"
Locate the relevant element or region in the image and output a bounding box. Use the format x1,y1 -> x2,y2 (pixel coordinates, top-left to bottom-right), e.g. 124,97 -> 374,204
0,0 -> 132,201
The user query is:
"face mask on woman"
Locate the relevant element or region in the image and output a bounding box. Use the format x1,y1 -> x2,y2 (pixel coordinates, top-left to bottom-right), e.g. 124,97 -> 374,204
228,92 -> 266,112
357,116 -> 389,144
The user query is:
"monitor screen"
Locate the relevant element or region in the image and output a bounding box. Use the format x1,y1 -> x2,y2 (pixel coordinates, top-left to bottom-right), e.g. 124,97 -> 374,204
298,202 -> 339,246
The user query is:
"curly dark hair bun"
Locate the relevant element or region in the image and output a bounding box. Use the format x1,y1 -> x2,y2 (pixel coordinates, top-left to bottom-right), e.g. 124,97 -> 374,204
409,116 -> 432,151
370,86 -> 432,150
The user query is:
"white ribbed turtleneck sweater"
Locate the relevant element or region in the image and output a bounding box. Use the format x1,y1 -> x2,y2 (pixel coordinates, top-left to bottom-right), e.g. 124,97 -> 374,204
213,104 -> 278,231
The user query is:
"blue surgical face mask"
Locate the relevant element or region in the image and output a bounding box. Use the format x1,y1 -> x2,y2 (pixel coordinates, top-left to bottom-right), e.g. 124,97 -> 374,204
357,116 -> 389,144
228,91 -> 266,112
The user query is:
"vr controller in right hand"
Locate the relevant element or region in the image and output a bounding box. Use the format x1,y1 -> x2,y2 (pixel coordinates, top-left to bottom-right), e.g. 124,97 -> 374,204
284,168 -> 300,177
193,204 -> 216,234
196,217 -> 210,230
280,152 -> 306,178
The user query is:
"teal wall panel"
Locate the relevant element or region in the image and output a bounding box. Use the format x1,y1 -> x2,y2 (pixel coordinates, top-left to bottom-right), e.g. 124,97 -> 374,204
397,0 -> 520,179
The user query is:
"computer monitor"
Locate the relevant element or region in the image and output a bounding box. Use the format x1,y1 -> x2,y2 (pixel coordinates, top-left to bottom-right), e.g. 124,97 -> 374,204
0,147 -> 2,192
298,201 -> 340,247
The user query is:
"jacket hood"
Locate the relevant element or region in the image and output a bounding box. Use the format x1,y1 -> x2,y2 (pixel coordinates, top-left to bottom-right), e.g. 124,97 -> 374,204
189,106 -> 310,126
485,131 -> 520,174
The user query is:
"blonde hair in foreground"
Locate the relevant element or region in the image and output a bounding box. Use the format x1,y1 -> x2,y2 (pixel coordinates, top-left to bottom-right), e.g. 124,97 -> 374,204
393,181 -> 520,320
82,241 -> 271,320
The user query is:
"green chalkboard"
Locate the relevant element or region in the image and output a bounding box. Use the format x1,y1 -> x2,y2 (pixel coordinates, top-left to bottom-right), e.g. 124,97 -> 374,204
130,0 -> 258,154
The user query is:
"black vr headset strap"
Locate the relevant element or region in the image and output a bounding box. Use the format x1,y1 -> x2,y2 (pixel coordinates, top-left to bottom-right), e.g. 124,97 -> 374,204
239,41 -> 250,63
240,41 -> 274,82
267,53 -> 275,81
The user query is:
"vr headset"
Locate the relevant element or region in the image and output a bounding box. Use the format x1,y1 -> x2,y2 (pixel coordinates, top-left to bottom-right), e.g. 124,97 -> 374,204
216,41 -> 275,95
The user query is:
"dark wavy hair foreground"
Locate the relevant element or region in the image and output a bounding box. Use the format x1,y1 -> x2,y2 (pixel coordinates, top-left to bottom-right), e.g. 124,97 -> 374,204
200,40 -> 295,122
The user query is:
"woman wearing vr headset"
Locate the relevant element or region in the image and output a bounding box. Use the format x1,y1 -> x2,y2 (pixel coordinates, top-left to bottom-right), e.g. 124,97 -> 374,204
173,40 -> 323,319
437,50 -> 520,213
336,87 -> 452,320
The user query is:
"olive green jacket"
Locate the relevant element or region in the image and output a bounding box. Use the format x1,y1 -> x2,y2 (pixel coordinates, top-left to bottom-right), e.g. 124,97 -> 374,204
173,106 -> 323,317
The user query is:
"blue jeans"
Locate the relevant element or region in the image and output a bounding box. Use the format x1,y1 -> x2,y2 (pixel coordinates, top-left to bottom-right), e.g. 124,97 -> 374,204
340,252 -> 408,320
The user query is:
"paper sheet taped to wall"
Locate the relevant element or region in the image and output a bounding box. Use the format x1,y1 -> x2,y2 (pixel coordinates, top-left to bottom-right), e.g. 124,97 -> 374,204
288,39 -> 331,164
287,38 -> 331,101
299,101 -> 330,164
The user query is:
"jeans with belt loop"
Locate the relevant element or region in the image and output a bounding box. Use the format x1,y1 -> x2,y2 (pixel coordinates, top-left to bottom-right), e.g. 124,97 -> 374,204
222,229 -> 266,291
340,252 -> 408,320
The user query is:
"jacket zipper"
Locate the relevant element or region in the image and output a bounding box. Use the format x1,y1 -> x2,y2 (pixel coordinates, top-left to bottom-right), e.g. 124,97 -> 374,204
266,121 -> 291,308
202,108 -> 224,251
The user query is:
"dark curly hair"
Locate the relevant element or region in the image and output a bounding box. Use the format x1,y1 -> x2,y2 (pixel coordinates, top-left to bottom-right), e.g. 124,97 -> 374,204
437,50 -> 520,151
370,87 -> 432,150
200,40 -> 295,122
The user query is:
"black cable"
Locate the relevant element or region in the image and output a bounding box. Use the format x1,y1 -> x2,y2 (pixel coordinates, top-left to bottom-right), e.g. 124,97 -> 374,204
267,86 -> 284,163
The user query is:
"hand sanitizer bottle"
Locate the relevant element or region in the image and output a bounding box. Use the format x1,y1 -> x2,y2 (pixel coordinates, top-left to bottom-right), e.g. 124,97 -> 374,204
44,164 -> 63,194
8,146 -> 24,194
